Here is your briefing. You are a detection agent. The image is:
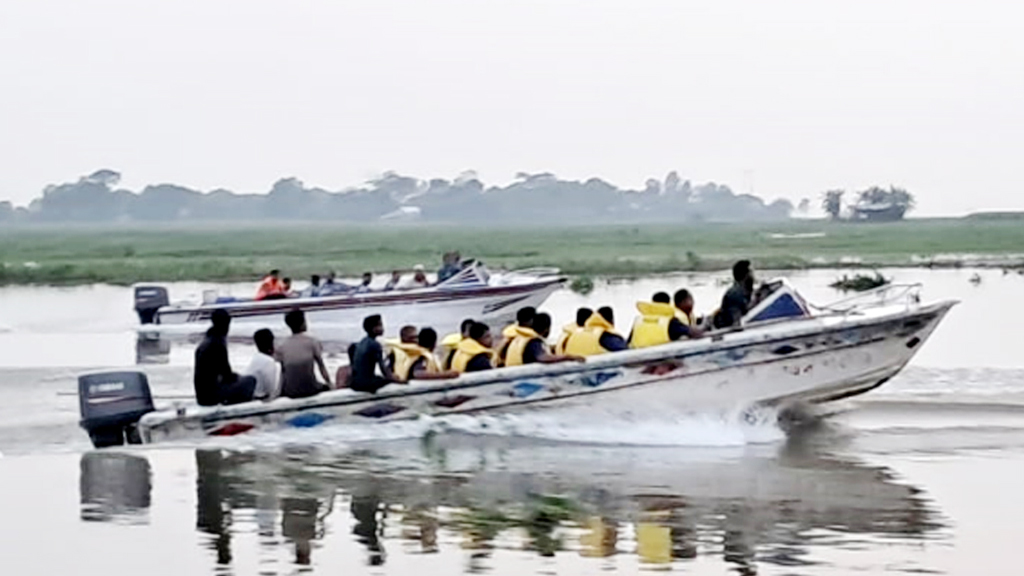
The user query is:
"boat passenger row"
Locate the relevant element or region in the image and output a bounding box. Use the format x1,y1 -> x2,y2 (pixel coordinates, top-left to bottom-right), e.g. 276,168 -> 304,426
192,260 -> 761,407
254,252 -> 468,300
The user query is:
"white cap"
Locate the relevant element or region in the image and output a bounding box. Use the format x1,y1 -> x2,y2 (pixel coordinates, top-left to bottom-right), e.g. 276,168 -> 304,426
413,264 -> 425,272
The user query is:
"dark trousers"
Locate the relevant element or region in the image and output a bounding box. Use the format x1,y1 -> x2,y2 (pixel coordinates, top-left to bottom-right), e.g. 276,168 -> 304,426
350,376 -> 390,394
221,375 -> 257,405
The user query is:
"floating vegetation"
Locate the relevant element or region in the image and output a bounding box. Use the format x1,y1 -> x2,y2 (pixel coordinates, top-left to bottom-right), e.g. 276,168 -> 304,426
829,272 -> 890,292
570,275 -> 595,295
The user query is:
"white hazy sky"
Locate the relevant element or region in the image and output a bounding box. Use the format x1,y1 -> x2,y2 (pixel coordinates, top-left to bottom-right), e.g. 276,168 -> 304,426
1,0 -> 1022,215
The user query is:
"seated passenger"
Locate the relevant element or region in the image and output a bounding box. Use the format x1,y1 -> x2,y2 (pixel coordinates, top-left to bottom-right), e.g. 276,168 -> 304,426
506,313 -> 585,366
193,309 -> 256,406
441,318 -> 475,371
355,272 -> 373,294
437,252 -> 461,283
386,325 -> 419,372
393,328 -> 459,381
498,307 -> 536,366
452,322 -> 495,373
282,277 -> 297,297
713,260 -> 755,329
628,292 -> 700,349
673,289 -> 704,338
275,310 -> 333,399
319,272 -> 352,296
300,274 -> 322,298
255,269 -> 286,300
245,328 -> 280,401
383,270 -> 402,291
350,314 -> 404,393
554,307 -> 592,355
564,306 -> 628,357
400,265 -> 431,289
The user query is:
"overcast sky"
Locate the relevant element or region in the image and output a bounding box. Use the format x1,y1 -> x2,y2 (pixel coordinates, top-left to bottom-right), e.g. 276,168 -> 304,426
1,0 -> 1021,215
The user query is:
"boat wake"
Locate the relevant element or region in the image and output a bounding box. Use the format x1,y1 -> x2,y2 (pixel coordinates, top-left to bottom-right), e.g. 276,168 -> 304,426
220,403 -> 787,451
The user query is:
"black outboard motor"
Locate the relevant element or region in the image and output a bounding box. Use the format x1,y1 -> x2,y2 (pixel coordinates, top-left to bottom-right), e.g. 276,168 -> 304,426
79,371 -> 155,448
134,285 -> 169,324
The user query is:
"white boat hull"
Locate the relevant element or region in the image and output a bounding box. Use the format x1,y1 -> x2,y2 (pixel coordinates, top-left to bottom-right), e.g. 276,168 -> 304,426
139,299 -> 955,444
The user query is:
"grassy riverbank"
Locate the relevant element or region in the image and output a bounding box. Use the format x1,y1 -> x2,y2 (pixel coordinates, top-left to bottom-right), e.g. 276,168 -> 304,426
1,219 -> 1023,286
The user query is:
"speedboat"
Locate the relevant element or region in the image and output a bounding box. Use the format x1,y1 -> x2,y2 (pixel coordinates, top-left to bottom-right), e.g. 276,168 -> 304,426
80,280 -> 955,448
134,261 -> 565,341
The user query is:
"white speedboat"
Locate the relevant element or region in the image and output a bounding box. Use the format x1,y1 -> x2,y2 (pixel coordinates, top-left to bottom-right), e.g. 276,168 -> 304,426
79,280 -> 955,448
134,262 -> 564,341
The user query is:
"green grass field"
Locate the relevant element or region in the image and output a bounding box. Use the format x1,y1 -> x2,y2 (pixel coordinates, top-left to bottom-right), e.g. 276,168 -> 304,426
1,219 -> 1022,285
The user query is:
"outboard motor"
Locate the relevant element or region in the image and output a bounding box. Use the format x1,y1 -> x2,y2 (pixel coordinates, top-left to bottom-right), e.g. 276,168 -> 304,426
134,285 -> 169,324
78,371 -> 155,448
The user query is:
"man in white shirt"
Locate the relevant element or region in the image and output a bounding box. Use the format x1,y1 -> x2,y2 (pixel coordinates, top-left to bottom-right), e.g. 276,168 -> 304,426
400,264 -> 431,290
245,329 -> 280,400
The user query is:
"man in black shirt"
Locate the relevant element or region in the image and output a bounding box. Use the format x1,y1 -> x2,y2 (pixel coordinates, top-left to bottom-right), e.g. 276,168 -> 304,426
193,309 -> 256,406
350,314 -> 403,393
714,260 -> 755,329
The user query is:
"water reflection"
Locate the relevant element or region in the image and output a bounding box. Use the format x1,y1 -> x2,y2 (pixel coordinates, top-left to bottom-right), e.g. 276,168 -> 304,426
78,431 -> 945,573
79,451 -> 151,524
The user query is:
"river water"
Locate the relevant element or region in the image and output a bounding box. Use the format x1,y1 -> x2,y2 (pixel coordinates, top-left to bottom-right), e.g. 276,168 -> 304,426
0,268 -> 1022,575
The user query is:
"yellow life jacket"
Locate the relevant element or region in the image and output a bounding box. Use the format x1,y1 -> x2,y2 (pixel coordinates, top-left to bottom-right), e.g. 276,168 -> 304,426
494,323 -> 520,366
628,301 -> 676,349
390,342 -> 440,381
554,324 -> 582,355
504,326 -> 547,367
451,338 -> 494,374
564,313 -> 621,357
674,307 -> 694,326
436,332 -> 460,366
439,333 -> 462,370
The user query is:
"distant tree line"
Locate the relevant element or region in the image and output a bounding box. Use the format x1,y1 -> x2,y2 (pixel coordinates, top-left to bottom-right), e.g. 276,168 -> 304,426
820,186 -> 915,222
1,169 -> 795,224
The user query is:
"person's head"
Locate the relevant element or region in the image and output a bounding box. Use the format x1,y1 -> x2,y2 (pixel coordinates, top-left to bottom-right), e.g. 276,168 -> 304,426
533,312 -> 553,338
442,252 -> 453,265
598,306 -> 615,326
652,292 -> 671,304
310,274 -> 321,287
413,264 -> 426,279
210,308 -> 231,335
399,325 -> 418,344
391,270 -> 401,280
253,328 -> 274,355
674,289 -> 695,314
460,318 -> 475,337
327,271 -> 337,282
418,327 -> 438,351
732,260 -> 753,284
283,277 -> 292,290
576,307 -> 593,327
362,272 -> 372,286
469,321 -> 493,348
363,314 -> 384,337
516,306 -> 536,327
269,269 -> 280,279
285,309 -> 306,334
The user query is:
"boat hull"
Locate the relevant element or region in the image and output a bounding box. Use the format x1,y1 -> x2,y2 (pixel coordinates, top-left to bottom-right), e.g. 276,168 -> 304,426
139,300 -> 955,444
141,279 -> 564,341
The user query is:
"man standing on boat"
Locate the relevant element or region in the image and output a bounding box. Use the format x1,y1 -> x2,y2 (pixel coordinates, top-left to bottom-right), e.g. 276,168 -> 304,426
276,310 -> 333,398
193,309 -> 256,406
714,260 -> 755,329
350,314 -> 404,393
